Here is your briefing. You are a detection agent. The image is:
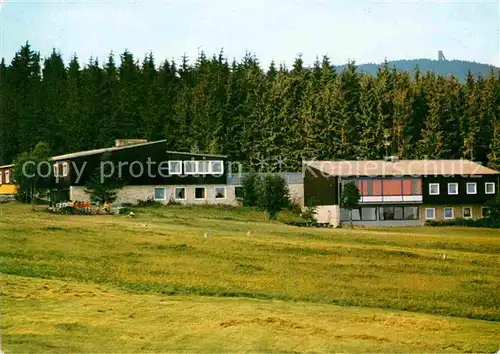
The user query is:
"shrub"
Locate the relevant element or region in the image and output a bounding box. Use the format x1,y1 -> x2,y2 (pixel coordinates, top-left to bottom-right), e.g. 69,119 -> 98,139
136,198 -> 163,207
301,197 -> 318,226
286,196 -> 303,214
425,217 -> 500,228
241,173 -> 260,207
339,182 -> 361,228
257,174 -> 290,220
84,152 -> 124,204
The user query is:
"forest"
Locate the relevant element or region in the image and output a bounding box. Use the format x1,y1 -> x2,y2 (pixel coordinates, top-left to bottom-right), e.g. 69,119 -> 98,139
0,43 -> 499,171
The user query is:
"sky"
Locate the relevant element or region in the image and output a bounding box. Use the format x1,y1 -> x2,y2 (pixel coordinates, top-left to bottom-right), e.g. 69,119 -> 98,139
0,0 -> 499,68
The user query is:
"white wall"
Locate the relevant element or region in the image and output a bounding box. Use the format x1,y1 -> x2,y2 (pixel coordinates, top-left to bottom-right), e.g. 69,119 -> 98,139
70,185 -> 239,206
314,205 -> 340,227
70,182 -> 305,207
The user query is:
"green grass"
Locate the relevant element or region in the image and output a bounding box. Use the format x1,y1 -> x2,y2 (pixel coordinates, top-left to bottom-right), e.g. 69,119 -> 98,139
1,202 -> 499,352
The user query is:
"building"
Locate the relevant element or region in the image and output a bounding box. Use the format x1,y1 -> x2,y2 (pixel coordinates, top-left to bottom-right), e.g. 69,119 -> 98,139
303,158 -> 500,227
0,164 -> 16,199
1,139 -> 305,206
51,139 -> 237,205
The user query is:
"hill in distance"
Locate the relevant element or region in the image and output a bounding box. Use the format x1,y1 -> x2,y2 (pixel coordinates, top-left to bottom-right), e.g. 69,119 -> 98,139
338,57 -> 499,82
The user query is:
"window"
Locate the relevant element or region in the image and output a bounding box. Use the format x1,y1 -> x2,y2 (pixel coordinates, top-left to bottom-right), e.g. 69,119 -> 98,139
0,172 -> 3,184
174,187 -> 186,200
444,207 -> 454,219
195,187 -> 206,199
53,164 -> 59,177
154,187 -> 166,201
379,206 -> 404,221
184,161 -> 197,174
485,182 -> 495,194
466,183 -> 477,195
198,161 -> 210,174
425,208 -> 435,220
403,206 -> 419,220
365,179 -> 374,196
462,207 -> 472,219
340,208 -> 361,221
447,183 -> 458,195
168,161 -> 182,175
215,187 -> 226,199
411,179 -> 421,195
429,183 -> 440,195
62,162 -> 69,177
361,207 -> 377,221
481,207 -> 490,218
5,171 -> 10,184
235,186 -> 244,200
210,160 -> 224,174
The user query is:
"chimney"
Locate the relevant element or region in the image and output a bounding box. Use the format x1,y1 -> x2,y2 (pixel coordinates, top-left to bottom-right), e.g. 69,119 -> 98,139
115,139 -> 148,147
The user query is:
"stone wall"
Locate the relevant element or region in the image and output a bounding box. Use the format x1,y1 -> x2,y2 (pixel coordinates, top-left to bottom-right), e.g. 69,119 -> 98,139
419,204 -> 486,224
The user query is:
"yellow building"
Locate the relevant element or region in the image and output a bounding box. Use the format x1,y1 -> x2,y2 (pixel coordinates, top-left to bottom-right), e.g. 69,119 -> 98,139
0,164 -> 16,197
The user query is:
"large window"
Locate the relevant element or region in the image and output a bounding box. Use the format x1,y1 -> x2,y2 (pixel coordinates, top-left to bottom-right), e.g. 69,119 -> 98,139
182,160 -> 223,175
154,187 -> 166,201
340,208 -> 361,221
53,164 -> 59,177
462,207 -> 472,219
361,207 -> 377,221
0,172 -> 3,184
429,183 -> 440,195
195,187 -> 206,199
198,161 -> 210,174
341,207 -> 376,221
210,160 -> 224,174
403,206 -> 419,220
444,207 -> 454,219
174,187 -> 186,200
466,183 -> 477,195
379,206 -> 404,220
184,161 -> 197,174
447,183 -> 458,195
425,208 -> 435,220
485,182 -> 495,194
5,171 -> 10,184
168,161 -> 182,175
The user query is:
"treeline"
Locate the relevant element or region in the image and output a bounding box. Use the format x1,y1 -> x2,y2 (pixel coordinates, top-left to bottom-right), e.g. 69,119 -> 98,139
1,43 -> 499,171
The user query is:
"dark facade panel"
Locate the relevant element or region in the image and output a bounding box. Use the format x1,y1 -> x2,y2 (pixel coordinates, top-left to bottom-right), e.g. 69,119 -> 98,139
55,143 -> 228,187
304,167 -> 338,206
422,175 -> 499,204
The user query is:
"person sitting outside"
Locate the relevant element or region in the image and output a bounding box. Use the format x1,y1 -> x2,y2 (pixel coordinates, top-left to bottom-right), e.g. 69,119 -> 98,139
104,200 -> 111,214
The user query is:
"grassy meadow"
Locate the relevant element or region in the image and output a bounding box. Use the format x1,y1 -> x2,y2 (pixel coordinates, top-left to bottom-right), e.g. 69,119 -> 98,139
0,202 -> 499,352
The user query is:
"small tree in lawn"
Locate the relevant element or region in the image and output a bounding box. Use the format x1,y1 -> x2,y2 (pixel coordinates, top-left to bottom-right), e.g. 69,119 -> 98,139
13,142 -> 53,209
257,174 -> 290,220
84,153 -> 124,204
241,173 -> 260,207
485,194 -> 500,227
340,181 -> 361,228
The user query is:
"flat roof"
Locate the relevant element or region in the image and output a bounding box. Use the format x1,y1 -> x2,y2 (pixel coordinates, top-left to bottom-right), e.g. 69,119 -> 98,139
304,159 -> 499,177
51,140 -> 228,161
166,150 -> 227,158
51,140 -> 168,161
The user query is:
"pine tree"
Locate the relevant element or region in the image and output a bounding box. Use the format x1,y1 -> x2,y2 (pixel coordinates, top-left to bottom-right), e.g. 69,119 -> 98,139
41,49 -> 67,153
